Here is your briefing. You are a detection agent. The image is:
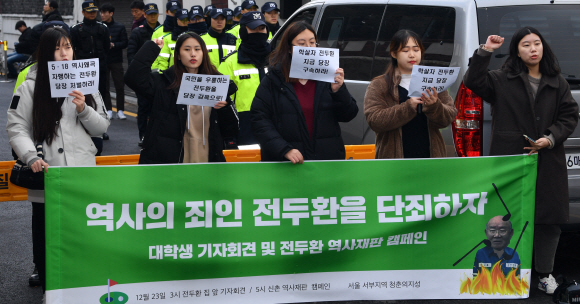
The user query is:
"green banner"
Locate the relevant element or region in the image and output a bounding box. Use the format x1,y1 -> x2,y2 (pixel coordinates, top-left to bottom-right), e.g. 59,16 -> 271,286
45,155 -> 537,303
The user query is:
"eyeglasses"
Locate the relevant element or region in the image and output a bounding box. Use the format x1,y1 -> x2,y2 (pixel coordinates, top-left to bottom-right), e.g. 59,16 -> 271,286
488,229 -> 509,236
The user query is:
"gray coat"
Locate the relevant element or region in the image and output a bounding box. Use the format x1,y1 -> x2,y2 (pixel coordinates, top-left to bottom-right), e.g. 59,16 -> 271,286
464,49 -> 579,224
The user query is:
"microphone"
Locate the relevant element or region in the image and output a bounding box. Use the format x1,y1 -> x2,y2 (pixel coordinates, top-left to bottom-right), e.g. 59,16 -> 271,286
492,183 -> 511,221
453,239 -> 491,267
502,221 -> 528,260
417,104 -> 422,114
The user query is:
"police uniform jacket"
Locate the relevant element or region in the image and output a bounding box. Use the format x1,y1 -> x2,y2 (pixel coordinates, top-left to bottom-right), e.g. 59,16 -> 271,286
6,64 -> 110,202
201,28 -> 237,69
103,18 -> 128,64
70,18 -> 110,66
250,65 -> 359,161
218,49 -> 267,113
127,22 -> 159,64
464,48 -> 579,224
124,41 -> 239,164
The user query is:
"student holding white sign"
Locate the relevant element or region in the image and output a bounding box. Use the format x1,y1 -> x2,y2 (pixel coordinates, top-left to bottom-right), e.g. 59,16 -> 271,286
125,32 -> 239,164
6,27 -> 110,293
364,30 -> 457,159
251,21 -> 358,164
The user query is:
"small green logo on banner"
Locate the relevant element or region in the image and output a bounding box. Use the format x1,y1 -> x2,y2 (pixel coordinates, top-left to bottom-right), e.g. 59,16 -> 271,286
99,292 -> 128,304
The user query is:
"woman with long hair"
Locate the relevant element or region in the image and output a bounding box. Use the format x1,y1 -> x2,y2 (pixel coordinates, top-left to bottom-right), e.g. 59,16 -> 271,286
464,26 -> 579,294
125,32 -> 239,164
250,21 -> 358,163
6,27 -> 110,292
364,29 -> 457,159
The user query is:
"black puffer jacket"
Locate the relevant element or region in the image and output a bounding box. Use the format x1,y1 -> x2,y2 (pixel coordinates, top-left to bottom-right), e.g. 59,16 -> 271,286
103,19 -> 128,64
250,66 -> 358,161
125,41 -> 239,164
15,28 -> 36,55
127,22 -> 159,64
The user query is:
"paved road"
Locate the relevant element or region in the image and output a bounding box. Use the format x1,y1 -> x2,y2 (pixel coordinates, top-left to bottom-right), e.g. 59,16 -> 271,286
1,79 -> 579,303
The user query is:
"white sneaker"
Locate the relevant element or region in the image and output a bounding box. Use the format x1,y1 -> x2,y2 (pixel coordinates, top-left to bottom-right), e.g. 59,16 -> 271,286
117,110 -> 127,120
538,274 -> 558,294
107,110 -> 114,119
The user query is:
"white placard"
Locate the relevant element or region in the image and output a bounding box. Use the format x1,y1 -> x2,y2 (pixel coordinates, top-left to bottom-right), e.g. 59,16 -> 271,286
48,59 -> 99,98
176,74 -> 230,107
289,46 -> 340,83
408,65 -> 461,98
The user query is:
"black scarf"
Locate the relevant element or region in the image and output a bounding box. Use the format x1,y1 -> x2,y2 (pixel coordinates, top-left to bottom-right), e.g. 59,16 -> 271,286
238,25 -> 271,66
266,22 -> 280,35
171,25 -> 188,41
188,21 -> 208,35
163,16 -> 175,32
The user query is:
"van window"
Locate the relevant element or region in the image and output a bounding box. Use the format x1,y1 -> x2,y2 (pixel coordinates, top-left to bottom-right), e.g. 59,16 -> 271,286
478,5 -> 580,90
317,4 -> 386,81
371,5 -> 456,78
270,8 -> 317,49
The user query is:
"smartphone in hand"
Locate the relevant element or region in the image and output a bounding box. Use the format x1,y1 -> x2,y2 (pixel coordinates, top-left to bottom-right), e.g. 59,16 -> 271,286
523,134 -> 536,143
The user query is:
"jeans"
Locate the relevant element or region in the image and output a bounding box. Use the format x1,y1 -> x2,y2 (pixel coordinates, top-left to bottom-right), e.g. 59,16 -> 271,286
6,53 -> 30,78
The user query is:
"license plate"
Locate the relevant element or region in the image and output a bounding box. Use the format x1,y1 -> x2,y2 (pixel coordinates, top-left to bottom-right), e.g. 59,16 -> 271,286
566,154 -> 580,169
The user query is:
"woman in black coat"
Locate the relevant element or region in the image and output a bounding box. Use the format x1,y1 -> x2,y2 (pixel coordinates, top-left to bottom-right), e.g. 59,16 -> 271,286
125,32 -> 238,164
250,21 -> 358,163
464,26 -> 579,294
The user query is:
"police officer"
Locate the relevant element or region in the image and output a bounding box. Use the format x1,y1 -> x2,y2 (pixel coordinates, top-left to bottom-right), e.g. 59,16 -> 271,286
154,8 -> 190,71
151,0 -> 181,41
227,0 -> 259,49
218,11 -> 270,145
224,8 -> 234,31
70,0 -> 111,139
127,2 -> 160,146
201,8 -> 237,69
262,2 -> 280,36
188,6 -> 207,35
232,6 -> 242,26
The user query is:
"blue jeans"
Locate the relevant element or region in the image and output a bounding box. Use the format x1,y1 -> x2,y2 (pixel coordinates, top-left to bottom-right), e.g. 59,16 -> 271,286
6,53 -> 30,78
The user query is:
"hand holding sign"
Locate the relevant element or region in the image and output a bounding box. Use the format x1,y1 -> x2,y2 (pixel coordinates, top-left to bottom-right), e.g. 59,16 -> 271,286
69,90 -> 86,113
408,65 -> 460,98
289,46 -> 340,83
331,68 -> 344,93
176,74 -> 230,107
48,59 -> 99,98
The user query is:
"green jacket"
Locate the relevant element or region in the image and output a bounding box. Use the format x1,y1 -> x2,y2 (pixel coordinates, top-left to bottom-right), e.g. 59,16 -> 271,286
218,51 -> 266,112
153,33 -> 176,71
201,33 -> 237,69
14,63 -> 35,93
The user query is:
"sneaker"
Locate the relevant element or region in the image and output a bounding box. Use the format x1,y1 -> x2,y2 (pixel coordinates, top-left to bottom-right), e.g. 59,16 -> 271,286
29,267 -> 41,287
538,274 -> 558,294
107,110 -> 114,119
103,132 -> 110,140
138,136 -> 144,147
117,110 -> 127,120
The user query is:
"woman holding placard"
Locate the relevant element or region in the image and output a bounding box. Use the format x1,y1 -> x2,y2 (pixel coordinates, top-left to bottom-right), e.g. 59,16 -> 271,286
125,32 -> 239,164
250,21 -> 358,164
463,27 -> 578,293
364,30 -> 457,159
6,27 -> 110,292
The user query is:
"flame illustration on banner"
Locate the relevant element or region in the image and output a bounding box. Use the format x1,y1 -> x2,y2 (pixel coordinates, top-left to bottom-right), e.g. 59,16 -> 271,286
460,261 -> 529,295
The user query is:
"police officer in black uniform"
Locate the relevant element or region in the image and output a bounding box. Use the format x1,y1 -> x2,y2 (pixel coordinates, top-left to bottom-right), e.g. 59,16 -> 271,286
70,0 -> 111,142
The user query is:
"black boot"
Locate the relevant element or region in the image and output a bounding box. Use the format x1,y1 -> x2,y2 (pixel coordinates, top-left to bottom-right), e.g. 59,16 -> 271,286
29,267 -> 40,287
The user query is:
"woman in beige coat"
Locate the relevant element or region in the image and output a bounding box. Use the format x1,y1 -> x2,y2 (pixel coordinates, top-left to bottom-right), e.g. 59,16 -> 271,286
364,30 -> 457,159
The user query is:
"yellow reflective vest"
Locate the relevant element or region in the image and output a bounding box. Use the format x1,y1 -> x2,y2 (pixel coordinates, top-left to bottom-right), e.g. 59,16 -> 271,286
201,33 -> 237,69
153,33 -> 177,72
218,51 -> 266,112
